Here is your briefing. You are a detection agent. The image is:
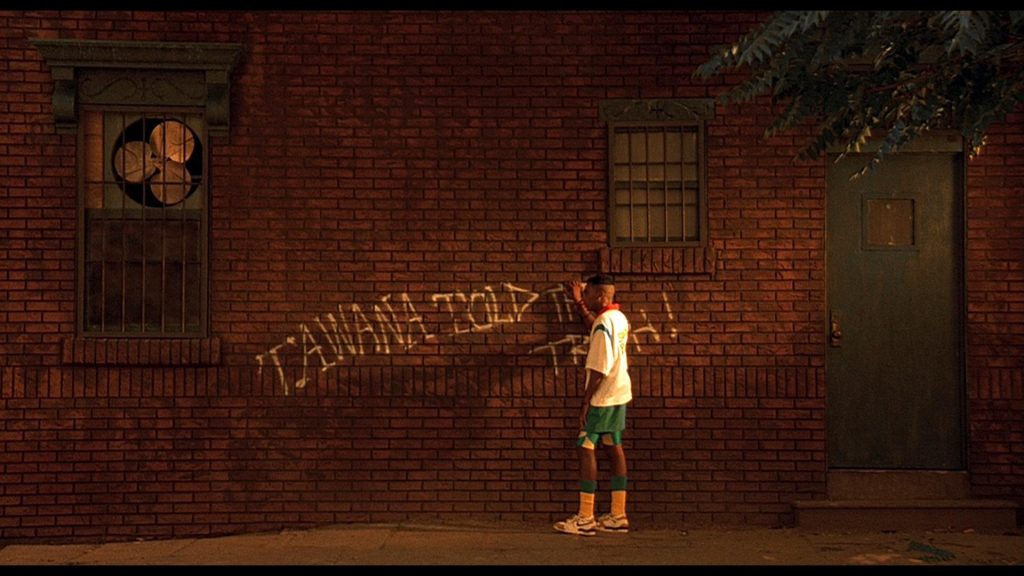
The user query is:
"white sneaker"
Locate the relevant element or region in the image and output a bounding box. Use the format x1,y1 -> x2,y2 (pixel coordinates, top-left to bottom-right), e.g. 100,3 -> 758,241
553,514 -> 597,536
597,513 -> 629,533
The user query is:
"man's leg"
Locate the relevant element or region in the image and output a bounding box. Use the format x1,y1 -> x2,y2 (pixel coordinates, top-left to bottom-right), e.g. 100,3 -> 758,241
554,434 -> 599,535
578,444 -> 598,518
608,443 -> 628,517
597,438 -> 629,532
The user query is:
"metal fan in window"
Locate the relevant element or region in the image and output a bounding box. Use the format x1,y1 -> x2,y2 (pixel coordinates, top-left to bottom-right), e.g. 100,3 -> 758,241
110,118 -> 202,207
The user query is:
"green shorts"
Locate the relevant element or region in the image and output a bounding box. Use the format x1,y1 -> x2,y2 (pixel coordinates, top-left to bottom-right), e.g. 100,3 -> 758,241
576,404 -> 627,449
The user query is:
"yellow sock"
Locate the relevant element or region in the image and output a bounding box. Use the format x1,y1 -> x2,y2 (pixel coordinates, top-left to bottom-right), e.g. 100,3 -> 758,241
578,492 -> 595,518
611,490 -> 627,517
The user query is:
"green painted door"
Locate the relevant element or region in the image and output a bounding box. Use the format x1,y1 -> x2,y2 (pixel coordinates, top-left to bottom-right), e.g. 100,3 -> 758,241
827,150 -> 964,469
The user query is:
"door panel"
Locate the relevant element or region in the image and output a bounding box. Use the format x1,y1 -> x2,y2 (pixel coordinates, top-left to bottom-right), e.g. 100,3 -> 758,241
827,153 -> 964,469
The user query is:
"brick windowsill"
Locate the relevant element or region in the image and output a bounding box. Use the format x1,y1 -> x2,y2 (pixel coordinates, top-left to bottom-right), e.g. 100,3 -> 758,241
61,336 -> 221,366
599,246 -> 717,276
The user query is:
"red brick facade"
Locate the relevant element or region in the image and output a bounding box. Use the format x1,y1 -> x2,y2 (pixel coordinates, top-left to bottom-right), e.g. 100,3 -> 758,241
0,11 -> 1020,542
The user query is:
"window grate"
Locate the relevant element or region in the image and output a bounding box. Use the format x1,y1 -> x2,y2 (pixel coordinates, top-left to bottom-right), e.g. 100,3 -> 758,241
609,124 -> 703,245
80,109 -> 207,336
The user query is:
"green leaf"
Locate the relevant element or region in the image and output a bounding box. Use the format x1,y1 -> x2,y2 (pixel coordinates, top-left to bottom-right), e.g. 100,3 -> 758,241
942,11 -> 990,56
693,10 -> 1022,166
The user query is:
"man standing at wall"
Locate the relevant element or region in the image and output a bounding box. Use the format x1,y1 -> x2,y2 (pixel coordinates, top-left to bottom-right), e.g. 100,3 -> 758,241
554,274 -> 632,536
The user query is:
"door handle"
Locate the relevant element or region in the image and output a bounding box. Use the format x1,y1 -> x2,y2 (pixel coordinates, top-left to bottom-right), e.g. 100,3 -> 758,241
830,311 -> 842,348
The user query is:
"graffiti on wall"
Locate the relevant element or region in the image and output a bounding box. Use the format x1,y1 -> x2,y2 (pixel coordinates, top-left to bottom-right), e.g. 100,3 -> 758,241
529,292 -> 678,376
256,283 -> 681,395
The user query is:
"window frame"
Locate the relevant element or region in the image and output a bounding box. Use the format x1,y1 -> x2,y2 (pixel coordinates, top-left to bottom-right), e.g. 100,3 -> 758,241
31,39 -> 240,340
599,99 -> 713,248
76,105 -> 210,338
606,118 -> 708,247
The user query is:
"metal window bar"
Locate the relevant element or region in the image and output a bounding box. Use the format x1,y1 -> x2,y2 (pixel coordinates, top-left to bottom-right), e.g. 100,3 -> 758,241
139,114 -> 147,333
160,117 -> 167,333
179,118 -> 187,333
118,113 -> 128,332
196,116 -> 205,334
98,116 -> 107,332
622,127 -> 630,239
681,127 -> 688,241
643,130 -> 649,243
685,126 -> 699,242
663,129 -> 669,243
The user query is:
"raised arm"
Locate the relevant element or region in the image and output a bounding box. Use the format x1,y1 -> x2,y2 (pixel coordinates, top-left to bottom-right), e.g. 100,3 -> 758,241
565,280 -> 596,328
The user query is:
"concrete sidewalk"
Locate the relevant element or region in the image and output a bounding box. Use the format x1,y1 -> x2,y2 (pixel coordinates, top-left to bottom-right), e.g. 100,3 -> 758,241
1,520 -> 1022,565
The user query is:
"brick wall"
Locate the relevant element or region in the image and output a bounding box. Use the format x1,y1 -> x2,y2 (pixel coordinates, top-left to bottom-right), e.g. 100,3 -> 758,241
966,112 -> 1024,499
0,10 -> 1019,542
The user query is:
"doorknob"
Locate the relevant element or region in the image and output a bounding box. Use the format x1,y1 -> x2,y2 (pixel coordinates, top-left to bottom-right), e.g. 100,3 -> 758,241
830,311 -> 842,348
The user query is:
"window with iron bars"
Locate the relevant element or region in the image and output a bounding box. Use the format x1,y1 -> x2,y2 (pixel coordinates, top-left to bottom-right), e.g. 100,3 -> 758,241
608,123 -> 705,246
79,108 -> 207,336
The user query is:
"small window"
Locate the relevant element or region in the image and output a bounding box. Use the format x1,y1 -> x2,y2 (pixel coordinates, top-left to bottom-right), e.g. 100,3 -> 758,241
601,99 -> 710,247
610,125 -> 703,245
32,39 -> 241,344
865,198 -> 915,248
81,109 -> 208,336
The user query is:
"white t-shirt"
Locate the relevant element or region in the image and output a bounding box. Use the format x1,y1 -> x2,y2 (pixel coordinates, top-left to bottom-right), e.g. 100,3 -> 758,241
585,307 -> 632,407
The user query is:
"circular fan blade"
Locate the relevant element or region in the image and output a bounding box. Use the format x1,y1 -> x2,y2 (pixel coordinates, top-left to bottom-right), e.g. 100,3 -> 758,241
150,161 -> 193,206
150,120 -> 196,163
112,141 -> 158,183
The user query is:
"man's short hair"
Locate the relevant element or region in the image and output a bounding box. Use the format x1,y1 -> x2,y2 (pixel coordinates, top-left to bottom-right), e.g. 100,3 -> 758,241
585,274 -> 615,286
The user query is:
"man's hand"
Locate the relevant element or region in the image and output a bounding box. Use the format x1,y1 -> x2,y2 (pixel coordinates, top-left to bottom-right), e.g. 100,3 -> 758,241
579,403 -> 589,430
565,280 -> 584,303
